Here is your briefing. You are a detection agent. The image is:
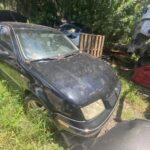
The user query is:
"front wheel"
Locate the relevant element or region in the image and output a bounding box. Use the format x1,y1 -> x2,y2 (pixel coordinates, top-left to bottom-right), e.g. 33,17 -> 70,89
24,95 -> 50,120
24,94 -> 54,124
25,95 -> 46,111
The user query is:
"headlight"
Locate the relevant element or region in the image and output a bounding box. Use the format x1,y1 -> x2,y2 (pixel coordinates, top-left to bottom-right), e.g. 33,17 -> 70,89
81,99 -> 105,120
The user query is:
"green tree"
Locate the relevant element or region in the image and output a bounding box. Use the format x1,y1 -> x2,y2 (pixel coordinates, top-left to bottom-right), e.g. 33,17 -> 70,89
0,0 -> 149,44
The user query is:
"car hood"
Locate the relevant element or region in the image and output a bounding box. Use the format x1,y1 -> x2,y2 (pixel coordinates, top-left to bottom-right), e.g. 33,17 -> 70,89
30,53 -> 119,107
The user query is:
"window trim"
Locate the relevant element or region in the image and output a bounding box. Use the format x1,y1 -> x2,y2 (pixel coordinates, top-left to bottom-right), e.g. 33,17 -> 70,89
0,25 -> 15,53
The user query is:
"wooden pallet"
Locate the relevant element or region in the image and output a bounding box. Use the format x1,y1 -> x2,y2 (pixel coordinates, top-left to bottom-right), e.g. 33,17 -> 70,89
79,33 -> 105,58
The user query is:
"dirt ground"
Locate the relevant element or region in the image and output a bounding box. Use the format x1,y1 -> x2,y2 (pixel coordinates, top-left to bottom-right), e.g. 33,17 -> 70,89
97,109 -> 118,137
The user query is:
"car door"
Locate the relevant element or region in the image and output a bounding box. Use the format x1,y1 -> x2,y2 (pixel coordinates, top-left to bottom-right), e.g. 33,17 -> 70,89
0,25 -> 29,90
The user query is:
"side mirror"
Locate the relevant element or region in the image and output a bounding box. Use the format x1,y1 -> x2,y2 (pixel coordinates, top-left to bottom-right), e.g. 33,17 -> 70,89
0,49 -> 10,58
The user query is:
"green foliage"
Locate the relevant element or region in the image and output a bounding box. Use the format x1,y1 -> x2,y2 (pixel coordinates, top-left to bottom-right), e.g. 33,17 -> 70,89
0,81 -> 65,150
65,0 -> 149,44
120,77 -> 149,120
1,0 -> 149,44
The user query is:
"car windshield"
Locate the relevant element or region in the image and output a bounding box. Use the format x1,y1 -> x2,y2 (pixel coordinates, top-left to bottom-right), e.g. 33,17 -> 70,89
15,29 -> 79,60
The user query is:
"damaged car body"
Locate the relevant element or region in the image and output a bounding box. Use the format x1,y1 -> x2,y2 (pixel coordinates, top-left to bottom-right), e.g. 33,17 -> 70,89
0,22 -> 121,137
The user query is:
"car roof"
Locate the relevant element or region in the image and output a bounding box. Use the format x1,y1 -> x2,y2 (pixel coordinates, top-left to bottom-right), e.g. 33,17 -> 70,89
0,22 -> 60,33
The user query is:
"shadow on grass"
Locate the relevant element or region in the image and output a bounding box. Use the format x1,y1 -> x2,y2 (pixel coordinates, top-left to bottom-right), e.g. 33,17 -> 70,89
118,67 -> 150,98
144,96 -> 150,119
115,91 -> 128,122
112,55 -> 150,95
111,56 -> 150,121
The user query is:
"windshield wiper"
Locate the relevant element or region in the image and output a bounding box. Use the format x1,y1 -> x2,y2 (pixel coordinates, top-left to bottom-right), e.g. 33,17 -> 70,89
30,57 -> 58,62
64,51 -> 79,58
30,51 -> 80,62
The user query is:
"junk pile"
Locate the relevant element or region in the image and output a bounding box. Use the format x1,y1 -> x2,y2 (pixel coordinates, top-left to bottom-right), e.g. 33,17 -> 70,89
128,5 -> 150,88
133,57 -> 150,88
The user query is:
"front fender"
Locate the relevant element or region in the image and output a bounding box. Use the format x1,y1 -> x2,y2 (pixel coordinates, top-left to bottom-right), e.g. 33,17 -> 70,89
34,87 -> 54,111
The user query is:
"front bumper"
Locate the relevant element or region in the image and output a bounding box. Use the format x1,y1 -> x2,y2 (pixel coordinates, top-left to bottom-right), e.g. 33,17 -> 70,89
54,81 -> 121,137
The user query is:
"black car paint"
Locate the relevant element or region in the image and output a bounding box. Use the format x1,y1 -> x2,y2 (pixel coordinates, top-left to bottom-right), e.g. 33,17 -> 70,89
31,53 -> 118,107
0,22 -> 121,137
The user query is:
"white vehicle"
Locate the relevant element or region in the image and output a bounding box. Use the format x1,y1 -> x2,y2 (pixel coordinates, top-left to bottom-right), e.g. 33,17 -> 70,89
128,5 -> 150,57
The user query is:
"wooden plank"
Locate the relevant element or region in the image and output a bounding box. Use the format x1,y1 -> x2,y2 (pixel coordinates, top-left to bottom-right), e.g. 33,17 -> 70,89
94,36 -> 98,56
99,36 -> 105,57
79,33 -> 105,58
87,35 -> 91,54
91,35 -> 95,55
79,34 -> 84,52
84,34 -> 88,51
96,35 -> 100,57
97,35 -> 102,57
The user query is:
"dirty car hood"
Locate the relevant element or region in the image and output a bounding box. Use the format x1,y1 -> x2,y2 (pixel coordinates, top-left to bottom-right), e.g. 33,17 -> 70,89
30,53 -> 119,106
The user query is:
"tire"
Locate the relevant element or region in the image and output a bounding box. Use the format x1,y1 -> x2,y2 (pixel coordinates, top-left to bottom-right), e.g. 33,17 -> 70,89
24,94 -> 56,131
24,94 -> 47,112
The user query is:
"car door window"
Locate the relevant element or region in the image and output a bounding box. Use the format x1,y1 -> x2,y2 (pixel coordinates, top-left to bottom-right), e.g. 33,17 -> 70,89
0,26 -> 13,52
0,25 -> 28,90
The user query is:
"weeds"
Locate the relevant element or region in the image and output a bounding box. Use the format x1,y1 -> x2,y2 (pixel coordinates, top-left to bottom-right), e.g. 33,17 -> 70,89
120,77 -> 149,120
0,81 -> 65,150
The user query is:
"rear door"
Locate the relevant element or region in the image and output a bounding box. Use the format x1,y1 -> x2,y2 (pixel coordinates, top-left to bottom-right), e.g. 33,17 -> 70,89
0,25 -> 29,90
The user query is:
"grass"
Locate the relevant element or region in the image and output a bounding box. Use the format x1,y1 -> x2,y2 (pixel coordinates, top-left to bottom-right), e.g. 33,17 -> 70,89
120,76 -> 149,120
0,60 -> 149,149
0,80 -> 65,150
112,56 -> 150,121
